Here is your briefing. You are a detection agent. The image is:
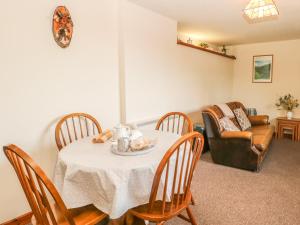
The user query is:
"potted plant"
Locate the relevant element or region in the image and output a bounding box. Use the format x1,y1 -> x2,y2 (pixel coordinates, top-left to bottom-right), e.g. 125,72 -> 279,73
199,42 -> 209,48
275,94 -> 299,119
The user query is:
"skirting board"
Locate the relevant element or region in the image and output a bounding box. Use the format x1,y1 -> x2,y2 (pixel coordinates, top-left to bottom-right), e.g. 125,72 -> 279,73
0,212 -> 32,225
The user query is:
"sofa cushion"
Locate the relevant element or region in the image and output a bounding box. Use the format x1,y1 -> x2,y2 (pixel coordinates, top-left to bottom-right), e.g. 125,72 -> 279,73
250,125 -> 275,151
227,102 -> 248,115
215,105 -> 241,130
219,116 -> 240,131
226,102 -> 248,130
216,104 -> 235,118
250,125 -> 273,133
211,105 -> 225,119
233,108 -> 251,131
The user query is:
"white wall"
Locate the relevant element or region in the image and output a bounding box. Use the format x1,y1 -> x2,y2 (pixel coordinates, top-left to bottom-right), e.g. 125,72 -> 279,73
0,0 -> 234,222
0,0 -> 120,221
232,39 -> 300,121
121,1 -> 234,124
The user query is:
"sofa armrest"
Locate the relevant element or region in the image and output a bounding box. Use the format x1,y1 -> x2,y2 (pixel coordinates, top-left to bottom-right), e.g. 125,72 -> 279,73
248,115 -> 269,126
221,131 -> 252,140
210,131 -> 259,171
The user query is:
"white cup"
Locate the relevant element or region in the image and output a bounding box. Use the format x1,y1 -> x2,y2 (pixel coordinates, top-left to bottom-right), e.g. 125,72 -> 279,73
117,137 -> 130,152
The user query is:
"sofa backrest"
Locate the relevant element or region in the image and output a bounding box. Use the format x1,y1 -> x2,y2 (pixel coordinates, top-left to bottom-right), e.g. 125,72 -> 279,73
202,101 -> 247,138
226,102 -> 248,116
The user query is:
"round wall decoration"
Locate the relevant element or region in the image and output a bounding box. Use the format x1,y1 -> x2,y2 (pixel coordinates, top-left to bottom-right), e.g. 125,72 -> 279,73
52,6 -> 73,48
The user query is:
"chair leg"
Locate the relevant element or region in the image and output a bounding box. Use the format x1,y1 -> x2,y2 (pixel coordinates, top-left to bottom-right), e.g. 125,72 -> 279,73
186,206 -> 198,225
124,214 -> 145,225
191,194 -> 196,205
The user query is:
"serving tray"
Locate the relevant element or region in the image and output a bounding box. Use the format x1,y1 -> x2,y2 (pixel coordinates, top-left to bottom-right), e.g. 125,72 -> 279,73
111,145 -> 155,156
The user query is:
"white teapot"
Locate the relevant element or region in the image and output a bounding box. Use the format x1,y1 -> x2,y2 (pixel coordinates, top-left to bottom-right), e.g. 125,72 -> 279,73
126,123 -> 143,141
112,124 -> 131,141
130,129 -> 143,140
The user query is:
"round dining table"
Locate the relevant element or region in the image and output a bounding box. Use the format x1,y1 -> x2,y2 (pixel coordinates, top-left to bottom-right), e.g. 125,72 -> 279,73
53,129 -> 181,224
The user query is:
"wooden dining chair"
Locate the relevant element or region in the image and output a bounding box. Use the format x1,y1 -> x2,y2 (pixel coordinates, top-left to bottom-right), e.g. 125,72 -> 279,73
156,112 -> 193,136
156,112 -> 196,205
55,113 -> 102,150
129,132 -> 204,225
3,144 -> 108,225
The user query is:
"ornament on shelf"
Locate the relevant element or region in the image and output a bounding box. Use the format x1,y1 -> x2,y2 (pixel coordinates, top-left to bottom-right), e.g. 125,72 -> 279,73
221,45 -> 227,55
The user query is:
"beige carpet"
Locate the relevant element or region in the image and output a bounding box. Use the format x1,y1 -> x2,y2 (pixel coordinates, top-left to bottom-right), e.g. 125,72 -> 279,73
166,139 -> 300,225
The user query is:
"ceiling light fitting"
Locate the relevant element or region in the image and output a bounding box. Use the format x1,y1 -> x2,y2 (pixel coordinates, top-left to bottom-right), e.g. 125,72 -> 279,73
243,0 -> 279,23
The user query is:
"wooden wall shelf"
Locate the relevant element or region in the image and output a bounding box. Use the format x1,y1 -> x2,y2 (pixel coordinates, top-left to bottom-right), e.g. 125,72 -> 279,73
177,40 -> 236,60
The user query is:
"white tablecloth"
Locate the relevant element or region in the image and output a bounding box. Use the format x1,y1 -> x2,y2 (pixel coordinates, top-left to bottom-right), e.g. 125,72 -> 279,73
53,129 -> 181,219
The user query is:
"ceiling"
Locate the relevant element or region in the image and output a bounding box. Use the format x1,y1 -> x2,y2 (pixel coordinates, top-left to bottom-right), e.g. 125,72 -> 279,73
129,0 -> 300,45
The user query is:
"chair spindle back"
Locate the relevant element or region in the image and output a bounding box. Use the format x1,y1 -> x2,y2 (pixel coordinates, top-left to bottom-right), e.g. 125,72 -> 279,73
3,144 -> 75,225
156,112 -> 193,135
148,132 -> 204,215
55,113 -> 102,150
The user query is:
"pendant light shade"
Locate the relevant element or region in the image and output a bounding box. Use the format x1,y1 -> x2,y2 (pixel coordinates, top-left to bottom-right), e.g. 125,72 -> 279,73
244,0 -> 279,23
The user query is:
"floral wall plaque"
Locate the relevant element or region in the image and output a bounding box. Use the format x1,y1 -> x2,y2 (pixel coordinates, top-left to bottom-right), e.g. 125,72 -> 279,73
52,6 -> 73,48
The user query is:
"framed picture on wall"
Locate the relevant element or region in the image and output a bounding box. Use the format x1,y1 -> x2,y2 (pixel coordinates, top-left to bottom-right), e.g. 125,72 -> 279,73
252,55 -> 273,83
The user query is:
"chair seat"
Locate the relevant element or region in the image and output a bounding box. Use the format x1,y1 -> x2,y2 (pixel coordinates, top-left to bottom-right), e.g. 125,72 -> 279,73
32,204 -> 107,225
129,193 -> 191,222
68,205 -> 107,225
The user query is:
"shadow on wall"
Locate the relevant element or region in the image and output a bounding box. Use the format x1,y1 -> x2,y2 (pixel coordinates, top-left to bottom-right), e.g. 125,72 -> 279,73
33,116 -> 62,174
187,105 -> 211,125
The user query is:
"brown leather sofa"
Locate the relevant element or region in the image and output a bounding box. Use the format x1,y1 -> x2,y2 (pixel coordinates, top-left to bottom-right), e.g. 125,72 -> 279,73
202,102 -> 275,171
